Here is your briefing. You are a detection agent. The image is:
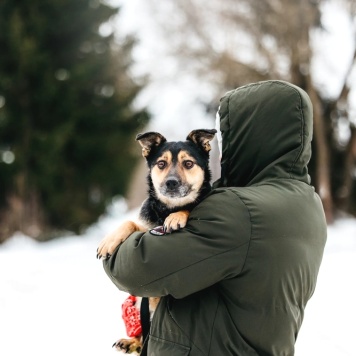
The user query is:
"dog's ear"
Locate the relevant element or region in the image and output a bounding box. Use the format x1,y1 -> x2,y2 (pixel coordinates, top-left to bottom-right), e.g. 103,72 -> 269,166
187,129 -> 217,153
136,132 -> 167,157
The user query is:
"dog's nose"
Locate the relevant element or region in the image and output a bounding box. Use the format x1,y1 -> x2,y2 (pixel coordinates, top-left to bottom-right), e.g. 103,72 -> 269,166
166,178 -> 179,191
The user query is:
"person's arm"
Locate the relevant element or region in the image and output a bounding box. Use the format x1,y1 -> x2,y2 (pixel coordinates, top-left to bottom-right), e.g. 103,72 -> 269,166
102,189 -> 251,298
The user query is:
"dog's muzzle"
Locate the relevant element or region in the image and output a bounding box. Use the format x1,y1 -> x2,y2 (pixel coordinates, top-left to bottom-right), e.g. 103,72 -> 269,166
161,177 -> 189,198
165,178 -> 179,192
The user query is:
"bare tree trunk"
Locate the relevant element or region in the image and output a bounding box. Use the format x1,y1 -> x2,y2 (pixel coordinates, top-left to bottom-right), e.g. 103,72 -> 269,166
292,1 -> 334,223
307,82 -> 334,223
0,173 -> 46,242
339,126 -> 356,211
336,45 -> 356,213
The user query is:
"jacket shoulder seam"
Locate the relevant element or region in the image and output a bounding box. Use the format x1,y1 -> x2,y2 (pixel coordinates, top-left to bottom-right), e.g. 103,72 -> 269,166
228,190 -> 253,274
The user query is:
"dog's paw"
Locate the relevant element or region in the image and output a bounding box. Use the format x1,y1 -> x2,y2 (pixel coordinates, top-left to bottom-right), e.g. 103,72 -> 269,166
97,221 -> 138,259
96,233 -> 116,260
113,337 -> 142,354
164,210 -> 190,232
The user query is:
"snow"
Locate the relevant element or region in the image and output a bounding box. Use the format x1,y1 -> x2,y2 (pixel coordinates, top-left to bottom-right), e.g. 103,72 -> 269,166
0,200 -> 132,356
295,218 -> 356,356
1,198 -> 356,356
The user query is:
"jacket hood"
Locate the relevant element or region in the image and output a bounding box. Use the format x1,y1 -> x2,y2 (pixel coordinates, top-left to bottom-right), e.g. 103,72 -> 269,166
216,80 -> 313,187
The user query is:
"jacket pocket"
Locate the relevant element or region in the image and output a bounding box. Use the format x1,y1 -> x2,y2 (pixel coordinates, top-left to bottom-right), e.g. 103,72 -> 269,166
148,335 -> 190,356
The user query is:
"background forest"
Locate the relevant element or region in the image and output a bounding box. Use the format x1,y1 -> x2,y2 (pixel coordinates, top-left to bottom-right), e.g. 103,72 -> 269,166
0,0 -> 356,242
0,0 -> 149,241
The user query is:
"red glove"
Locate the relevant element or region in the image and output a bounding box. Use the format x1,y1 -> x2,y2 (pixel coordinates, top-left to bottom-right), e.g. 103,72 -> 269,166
122,295 -> 142,337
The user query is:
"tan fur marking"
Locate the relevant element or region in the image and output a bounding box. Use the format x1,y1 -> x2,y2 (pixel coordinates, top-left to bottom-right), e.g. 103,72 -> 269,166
158,152 -> 172,163
203,141 -> 212,152
151,150 -> 172,186
178,150 -> 205,193
97,220 -> 146,257
164,210 -> 190,231
142,147 -> 150,157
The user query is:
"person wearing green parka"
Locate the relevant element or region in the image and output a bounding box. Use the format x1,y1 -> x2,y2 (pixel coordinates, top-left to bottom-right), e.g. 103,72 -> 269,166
102,80 -> 327,355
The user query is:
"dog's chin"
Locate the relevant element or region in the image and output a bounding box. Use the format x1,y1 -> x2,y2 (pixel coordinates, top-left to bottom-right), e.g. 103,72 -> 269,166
155,188 -> 199,209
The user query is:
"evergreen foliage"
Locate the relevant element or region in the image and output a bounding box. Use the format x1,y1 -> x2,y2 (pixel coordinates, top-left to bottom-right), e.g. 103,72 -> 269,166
0,0 -> 149,240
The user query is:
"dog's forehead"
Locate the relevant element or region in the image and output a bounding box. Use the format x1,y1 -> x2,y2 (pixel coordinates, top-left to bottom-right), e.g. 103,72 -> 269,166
160,142 -> 194,157
156,150 -> 172,162
149,141 -> 207,165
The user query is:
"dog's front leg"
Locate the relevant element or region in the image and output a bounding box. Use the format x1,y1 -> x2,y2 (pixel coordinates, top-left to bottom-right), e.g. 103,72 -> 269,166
97,221 -> 145,259
163,210 -> 190,232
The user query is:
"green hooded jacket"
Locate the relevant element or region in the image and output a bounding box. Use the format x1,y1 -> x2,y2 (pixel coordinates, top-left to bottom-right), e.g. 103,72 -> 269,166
103,80 -> 327,356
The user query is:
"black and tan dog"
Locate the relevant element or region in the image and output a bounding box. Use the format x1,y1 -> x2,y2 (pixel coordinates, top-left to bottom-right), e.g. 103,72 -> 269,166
97,128 -> 216,354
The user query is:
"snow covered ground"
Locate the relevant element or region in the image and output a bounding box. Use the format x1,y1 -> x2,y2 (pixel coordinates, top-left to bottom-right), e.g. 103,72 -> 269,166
0,199 -> 355,356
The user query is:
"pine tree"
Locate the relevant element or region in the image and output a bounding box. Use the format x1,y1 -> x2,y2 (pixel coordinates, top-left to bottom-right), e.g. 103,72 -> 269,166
0,0 -> 149,241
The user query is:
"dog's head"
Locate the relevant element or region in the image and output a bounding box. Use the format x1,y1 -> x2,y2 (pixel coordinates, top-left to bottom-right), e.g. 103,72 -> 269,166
136,129 -> 216,208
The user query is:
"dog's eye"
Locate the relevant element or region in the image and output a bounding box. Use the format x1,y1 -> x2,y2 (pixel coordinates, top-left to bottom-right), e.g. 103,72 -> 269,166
183,160 -> 194,169
157,160 -> 167,169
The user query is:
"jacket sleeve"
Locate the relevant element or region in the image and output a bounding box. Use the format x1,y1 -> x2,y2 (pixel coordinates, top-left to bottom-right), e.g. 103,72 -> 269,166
102,189 -> 251,299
